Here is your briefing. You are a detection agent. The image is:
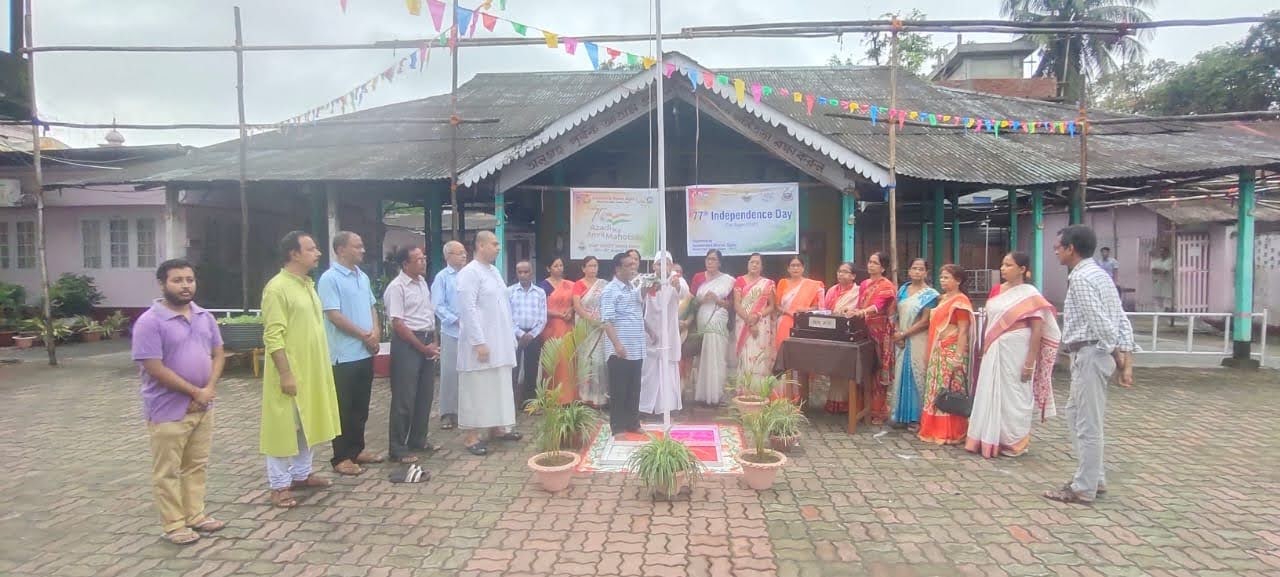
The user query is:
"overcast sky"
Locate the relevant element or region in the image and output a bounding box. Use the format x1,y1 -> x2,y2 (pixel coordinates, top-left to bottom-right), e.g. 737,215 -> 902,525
2,0 -> 1274,148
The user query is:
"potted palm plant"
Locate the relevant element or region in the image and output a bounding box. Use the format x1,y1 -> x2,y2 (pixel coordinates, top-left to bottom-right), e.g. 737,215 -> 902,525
100,311 -> 127,339
559,401 -> 599,450
524,382 -> 581,493
626,433 -> 703,500
76,315 -> 105,343
737,397 -> 789,490
768,398 -> 808,453
730,372 -> 778,415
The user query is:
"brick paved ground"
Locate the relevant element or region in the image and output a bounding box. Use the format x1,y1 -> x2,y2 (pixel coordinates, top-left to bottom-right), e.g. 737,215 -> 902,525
2,348 -> 1278,577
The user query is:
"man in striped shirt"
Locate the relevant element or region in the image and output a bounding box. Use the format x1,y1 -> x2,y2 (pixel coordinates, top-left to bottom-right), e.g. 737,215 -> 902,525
1045,224 -> 1135,505
601,251 -> 645,439
508,261 -> 547,403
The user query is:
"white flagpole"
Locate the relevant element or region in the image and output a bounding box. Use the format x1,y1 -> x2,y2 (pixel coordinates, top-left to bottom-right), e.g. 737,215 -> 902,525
654,0 -> 672,431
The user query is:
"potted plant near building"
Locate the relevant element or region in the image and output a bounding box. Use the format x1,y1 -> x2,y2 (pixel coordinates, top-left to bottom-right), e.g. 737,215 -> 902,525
737,396 -> 789,490
768,398 -> 808,453
17,317 -> 72,349
100,311 -> 128,340
559,401 -> 599,450
216,314 -> 264,351
524,383 -> 581,493
75,315 -> 105,343
730,372 -> 778,415
626,433 -> 703,500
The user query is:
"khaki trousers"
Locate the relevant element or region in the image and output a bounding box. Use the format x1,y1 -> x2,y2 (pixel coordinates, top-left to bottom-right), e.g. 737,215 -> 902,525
148,409 -> 213,533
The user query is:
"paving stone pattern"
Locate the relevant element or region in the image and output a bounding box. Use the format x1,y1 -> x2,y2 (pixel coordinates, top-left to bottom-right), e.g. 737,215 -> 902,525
1,354 -> 1278,577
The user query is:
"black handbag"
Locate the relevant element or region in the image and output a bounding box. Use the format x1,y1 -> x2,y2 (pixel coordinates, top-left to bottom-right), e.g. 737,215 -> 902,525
934,388 -> 972,417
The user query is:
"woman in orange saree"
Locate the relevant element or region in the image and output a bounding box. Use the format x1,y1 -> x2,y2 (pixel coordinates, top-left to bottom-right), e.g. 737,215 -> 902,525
775,256 -> 825,351
821,261 -> 859,413
847,252 -> 896,424
918,264 -> 974,445
733,253 -> 776,384
537,256 -> 577,404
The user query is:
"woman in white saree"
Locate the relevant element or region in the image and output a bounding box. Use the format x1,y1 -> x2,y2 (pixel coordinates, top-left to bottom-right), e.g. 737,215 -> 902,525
966,252 -> 1061,458
694,250 -> 734,405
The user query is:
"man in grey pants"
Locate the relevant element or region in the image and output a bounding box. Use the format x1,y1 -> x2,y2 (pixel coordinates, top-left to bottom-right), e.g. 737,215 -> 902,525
431,241 -> 468,431
1045,225 -> 1135,505
383,246 -> 441,464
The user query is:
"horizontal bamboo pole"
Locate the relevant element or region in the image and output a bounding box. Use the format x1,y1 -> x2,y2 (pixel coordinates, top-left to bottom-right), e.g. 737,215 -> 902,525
0,118 -> 500,130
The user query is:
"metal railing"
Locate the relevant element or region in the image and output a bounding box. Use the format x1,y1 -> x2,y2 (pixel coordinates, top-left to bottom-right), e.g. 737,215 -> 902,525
206,308 -> 261,318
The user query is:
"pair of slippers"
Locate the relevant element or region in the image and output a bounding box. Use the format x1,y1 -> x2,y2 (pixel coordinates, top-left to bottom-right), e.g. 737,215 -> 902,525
389,463 -> 430,484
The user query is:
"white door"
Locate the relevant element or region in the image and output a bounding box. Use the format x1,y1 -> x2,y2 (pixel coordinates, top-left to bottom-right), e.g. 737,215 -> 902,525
1175,233 -> 1210,313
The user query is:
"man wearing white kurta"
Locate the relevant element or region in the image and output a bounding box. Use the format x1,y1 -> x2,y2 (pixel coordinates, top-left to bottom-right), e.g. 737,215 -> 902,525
640,252 -> 689,416
455,231 -> 520,456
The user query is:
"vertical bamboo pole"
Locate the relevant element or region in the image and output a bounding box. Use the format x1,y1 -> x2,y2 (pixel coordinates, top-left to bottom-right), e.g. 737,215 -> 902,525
24,0 -> 54,365
449,1 -> 461,241
234,7 -> 251,312
886,24 -> 900,283
1072,81 -> 1089,225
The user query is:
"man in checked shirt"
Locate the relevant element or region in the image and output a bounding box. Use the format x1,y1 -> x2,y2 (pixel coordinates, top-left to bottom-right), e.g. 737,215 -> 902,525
1045,225 -> 1135,505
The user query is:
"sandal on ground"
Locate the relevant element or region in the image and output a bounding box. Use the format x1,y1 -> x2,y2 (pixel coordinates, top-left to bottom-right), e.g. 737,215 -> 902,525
1043,486 -> 1093,505
440,415 -> 457,430
409,442 -> 441,453
270,489 -> 298,509
164,527 -> 201,545
390,454 -> 419,464
333,460 -> 364,476
493,432 -> 522,442
291,475 -> 332,489
189,517 -> 226,533
354,451 -> 385,464
1097,484 -> 1108,495
465,442 -> 488,456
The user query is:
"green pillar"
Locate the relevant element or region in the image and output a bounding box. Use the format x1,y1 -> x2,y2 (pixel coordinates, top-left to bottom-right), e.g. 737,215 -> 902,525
931,185 -> 945,285
427,186 -> 444,279
495,190 -> 506,282
1007,189 -> 1019,252
1225,170 -> 1258,368
841,192 -> 856,263
1069,186 -> 1084,225
1031,189 -> 1044,289
921,221 -> 929,263
949,190 -> 961,265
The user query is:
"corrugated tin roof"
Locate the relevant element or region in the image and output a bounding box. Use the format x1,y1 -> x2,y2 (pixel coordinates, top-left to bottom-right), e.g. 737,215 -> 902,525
1149,198 -> 1280,225
54,52 -> 1280,190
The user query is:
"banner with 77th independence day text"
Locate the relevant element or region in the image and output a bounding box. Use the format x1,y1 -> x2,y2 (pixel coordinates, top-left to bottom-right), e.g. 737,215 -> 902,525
686,183 -> 798,256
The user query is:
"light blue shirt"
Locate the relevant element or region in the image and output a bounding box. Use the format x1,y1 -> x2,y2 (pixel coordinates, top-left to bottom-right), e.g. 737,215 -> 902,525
432,265 -> 462,339
507,283 -> 547,339
318,262 -> 377,364
600,277 -> 646,361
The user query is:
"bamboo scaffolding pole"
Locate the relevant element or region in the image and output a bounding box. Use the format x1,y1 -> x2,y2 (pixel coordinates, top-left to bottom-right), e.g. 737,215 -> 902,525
449,1 -> 461,241
24,0 -> 55,366
23,16 -> 1278,54
234,7 -> 251,312
886,25 -> 900,283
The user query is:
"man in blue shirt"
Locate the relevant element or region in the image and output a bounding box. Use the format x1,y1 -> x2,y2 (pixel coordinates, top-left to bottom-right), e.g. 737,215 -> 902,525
431,240 -> 467,430
600,251 -> 645,439
317,231 -> 383,476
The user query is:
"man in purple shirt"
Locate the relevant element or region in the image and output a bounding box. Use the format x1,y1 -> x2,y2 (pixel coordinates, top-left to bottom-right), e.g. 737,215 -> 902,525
131,259 -> 227,545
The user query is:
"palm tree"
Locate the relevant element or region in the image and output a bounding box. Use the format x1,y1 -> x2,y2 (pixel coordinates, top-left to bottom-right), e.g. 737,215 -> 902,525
1001,0 -> 1155,103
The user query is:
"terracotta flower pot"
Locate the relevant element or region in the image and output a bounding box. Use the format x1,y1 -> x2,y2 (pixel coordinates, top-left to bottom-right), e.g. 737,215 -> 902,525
82,331 -> 102,343
651,471 -> 690,501
528,451 -> 581,493
14,336 -> 37,349
769,434 -> 801,453
733,396 -> 767,415
737,449 -> 787,490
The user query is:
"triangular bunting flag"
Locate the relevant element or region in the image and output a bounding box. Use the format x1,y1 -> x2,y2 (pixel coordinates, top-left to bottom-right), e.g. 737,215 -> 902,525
340,0 -> 348,12
499,0 -> 507,8
406,0 -> 422,16
511,21 -> 527,36
701,71 -> 714,89
626,53 -> 640,67
409,52 -> 418,69
585,42 -> 599,70
732,78 -> 746,105
455,7 -> 473,36
543,31 -> 559,48
606,48 -> 620,61
481,12 -> 497,31
563,37 -> 578,55
663,62 -> 676,77
641,57 -> 656,70
805,94 -> 815,116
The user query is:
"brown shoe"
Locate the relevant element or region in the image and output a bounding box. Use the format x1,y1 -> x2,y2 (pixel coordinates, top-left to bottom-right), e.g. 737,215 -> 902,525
332,460 -> 364,476
291,475 -> 332,489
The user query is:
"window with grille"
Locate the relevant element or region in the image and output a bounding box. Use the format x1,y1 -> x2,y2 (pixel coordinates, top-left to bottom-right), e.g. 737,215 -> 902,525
109,218 -> 130,268
82,220 -> 102,269
137,218 -> 157,268
16,221 -> 35,269
0,222 -> 9,269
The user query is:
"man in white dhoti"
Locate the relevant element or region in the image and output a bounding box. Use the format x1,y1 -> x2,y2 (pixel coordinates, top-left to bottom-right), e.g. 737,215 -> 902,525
640,252 -> 689,417
456,231 -> 521,457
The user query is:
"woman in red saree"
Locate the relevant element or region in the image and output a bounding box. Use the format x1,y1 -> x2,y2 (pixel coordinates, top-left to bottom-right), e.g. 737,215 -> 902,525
847,252 -> 896,424
918,264 -> 974,445
537,257 -> 577,404
733,253 -> 776,383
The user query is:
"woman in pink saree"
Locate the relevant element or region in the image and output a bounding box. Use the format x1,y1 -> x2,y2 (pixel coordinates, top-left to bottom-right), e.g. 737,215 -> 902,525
846,252 -> 896,424
733,253 -> 776,383
966,252 -> 1061,458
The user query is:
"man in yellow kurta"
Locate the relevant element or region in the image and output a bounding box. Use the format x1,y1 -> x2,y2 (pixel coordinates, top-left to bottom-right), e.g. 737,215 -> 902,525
260,231 -> 341,508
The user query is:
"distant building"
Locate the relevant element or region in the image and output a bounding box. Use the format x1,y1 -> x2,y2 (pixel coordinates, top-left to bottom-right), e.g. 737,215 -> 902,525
930,38 -> 1057,101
